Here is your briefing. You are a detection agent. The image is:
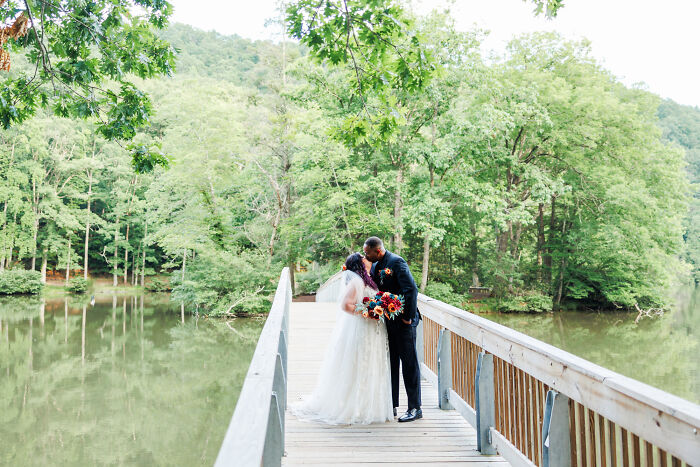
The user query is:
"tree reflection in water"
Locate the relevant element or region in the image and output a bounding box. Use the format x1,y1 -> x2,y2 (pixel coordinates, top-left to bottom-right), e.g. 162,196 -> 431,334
0,294 -> 263,466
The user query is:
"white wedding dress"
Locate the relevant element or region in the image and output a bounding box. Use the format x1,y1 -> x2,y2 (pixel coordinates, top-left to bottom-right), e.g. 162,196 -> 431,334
291,270 -> 393,425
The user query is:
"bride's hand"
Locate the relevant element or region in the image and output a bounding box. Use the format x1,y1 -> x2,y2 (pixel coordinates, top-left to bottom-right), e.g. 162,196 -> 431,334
342,301 -> 356,314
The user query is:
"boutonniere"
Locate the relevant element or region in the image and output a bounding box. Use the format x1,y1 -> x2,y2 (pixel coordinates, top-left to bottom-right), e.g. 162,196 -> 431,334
378,268 -> 392,285
342,264 -> 347,271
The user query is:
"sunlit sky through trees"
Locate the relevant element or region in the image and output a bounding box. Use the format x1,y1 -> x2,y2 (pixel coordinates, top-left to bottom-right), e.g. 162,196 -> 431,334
169,0 -> 700,107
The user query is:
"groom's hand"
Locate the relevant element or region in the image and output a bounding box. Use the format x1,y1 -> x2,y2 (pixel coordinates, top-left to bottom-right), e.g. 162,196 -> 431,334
401,318 -> 412,325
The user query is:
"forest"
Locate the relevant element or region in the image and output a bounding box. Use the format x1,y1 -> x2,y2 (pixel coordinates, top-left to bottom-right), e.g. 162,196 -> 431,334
0,11 -> 699,315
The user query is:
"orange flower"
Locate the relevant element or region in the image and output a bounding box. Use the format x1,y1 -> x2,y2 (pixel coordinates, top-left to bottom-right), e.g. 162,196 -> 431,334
383,292 -> 391,297
384,268 -> 391,275
373,306 -> 384,316
342,264 -> 347,271
362,310 -> 369,318
388,303 -> 396,313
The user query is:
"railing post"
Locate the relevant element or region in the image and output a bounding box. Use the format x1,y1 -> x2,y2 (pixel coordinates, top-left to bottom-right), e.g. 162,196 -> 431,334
278,332 -> 288,410
416,318 -> 424,366
437,328 -> 452,410
542,390 -> 571,467
262,392 -> 283,467
475,351 -> 497,455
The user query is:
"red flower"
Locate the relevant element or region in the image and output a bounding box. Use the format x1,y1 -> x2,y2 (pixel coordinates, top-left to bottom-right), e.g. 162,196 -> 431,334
362,297 -> 370,303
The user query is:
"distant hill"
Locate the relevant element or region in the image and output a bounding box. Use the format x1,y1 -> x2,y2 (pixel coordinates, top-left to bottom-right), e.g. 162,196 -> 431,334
159,23 -> 301,90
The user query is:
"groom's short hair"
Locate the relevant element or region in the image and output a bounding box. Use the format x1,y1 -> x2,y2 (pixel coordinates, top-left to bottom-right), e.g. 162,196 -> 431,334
364,236 -> 384,250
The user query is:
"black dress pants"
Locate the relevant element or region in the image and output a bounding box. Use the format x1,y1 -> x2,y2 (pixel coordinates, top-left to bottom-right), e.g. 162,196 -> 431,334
387,321 -> 421,410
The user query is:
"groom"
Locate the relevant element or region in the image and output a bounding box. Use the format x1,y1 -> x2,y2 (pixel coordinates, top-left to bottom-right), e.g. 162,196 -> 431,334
364,236 -> 422,422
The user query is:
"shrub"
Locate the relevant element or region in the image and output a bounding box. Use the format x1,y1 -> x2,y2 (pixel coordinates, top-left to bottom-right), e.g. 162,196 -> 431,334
523,293 -> 553,313
424,282 -> 465,308
496,298 -> 529,313
145,277 -> 172,292
0,270 -> 43,295
295,263 -> 339,295
67,277 -> 89,294
496,293 -> 552,313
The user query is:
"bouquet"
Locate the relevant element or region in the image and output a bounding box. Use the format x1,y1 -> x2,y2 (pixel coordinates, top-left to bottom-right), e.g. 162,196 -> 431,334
355,292 -> 405,322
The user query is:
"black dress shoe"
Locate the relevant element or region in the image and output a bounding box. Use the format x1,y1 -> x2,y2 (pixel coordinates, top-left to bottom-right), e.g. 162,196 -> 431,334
398,408 -> 422,423
393,407 -> 397,417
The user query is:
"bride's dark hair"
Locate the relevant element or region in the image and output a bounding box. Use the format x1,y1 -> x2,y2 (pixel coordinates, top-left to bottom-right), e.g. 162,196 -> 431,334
344,252 -> 378,290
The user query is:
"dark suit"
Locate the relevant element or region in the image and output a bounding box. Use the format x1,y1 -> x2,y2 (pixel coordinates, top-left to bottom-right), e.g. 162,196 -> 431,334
371,251 -> 421,410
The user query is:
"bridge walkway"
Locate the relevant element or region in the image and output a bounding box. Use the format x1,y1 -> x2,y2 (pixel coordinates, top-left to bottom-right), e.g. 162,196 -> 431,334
283,302 -> 510,466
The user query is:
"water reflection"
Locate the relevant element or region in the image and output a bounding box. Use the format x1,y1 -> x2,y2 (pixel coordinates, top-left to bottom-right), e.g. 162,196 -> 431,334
0,294 -> 263,466
480,285 -> 700,404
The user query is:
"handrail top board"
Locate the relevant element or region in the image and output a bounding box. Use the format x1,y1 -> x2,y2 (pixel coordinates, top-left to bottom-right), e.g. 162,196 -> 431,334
215,268 -> 290,467
417,294 -> 700,426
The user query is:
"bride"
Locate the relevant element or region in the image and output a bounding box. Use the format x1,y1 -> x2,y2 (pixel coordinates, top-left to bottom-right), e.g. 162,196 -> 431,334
291,252 -> 393,425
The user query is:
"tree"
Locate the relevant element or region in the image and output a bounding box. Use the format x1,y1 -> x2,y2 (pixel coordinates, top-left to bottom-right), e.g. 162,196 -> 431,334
0,0 -> 174,170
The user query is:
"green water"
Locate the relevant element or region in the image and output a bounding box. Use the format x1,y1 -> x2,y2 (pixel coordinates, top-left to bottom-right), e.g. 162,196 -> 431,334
480,285 -> 700,404
0,294 -> 263,466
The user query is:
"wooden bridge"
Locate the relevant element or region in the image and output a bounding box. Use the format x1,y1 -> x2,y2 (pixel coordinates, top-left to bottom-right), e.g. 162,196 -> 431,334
215,269 -> 700,466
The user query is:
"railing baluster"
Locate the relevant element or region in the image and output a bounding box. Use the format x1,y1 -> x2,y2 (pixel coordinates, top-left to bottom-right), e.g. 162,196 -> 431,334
437,328 -> 452,410
475,351 -> 497,455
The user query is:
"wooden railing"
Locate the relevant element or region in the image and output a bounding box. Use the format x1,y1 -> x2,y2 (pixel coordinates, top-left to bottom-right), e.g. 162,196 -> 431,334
316,273 -> 700,466
215,268 -> 291,467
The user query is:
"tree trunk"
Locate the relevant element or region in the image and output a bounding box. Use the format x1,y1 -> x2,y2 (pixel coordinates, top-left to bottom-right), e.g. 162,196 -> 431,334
511,222 -> 523,259
65,237 -> 72,286
470,222 -> 480,287
497,228 -> 509,254
393,167 -> 403,255
5,211 -> 18,270
536,203 -> 545,282
269,207 -> 281,257
141,221 -> 147,287
31,221 -> 38,271
41,249 -> 47,284
132,246 -> 138,285
420,234 -> 430,292
123,223 -> 130,285
31,178 -> 38,271
544,196 -> 556,282
84,169 -> 92,280
113,216 -> 120,287
289,261 -> 296,295
554,220 -> 567,311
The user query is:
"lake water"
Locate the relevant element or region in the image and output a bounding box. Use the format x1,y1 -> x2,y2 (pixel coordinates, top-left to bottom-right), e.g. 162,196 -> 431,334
480,284 -> 700,404
1,287 -> 697,465
0,294 -> 263,466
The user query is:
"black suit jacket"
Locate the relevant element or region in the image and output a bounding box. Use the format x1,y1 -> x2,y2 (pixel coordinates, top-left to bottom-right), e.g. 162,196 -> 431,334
371,250 -> 420,324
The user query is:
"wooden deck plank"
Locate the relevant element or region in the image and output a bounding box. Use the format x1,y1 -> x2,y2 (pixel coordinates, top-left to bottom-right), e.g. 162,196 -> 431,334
284,303 -> 509,466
